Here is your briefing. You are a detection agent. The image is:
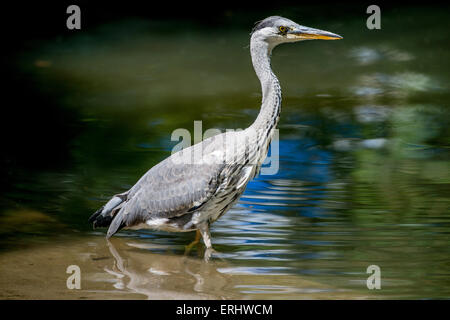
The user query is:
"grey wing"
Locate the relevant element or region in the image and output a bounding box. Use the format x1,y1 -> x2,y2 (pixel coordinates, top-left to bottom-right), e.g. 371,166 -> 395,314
106,157 -> 226,237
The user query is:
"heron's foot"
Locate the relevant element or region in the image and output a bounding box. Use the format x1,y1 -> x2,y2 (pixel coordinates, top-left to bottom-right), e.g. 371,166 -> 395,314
204,247 -> 214,262
203,247 -> 222,262
184,230 -> 202,256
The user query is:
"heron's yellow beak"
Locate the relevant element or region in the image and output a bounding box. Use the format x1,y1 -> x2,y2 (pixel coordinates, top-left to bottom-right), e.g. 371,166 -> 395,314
288,27 -> 342,40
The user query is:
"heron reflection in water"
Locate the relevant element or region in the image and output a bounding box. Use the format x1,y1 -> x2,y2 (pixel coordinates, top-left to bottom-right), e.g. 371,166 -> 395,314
104,240 -> 233,299
89,16 -> 342,259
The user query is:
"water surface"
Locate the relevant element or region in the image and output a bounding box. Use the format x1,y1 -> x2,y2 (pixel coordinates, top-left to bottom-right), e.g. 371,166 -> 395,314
1,7 -> 449,299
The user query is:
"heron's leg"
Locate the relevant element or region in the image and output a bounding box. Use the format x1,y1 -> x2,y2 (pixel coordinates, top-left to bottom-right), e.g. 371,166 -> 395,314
199,223 -> 219,262
184,230 -> 201,255
198,223 -> 212,249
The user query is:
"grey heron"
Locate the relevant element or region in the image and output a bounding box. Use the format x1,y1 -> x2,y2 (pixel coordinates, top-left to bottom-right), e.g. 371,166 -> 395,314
89,16 -> 342,256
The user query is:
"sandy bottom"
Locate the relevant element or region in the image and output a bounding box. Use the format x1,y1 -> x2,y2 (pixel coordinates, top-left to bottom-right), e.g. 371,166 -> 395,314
0,235 -> 372,300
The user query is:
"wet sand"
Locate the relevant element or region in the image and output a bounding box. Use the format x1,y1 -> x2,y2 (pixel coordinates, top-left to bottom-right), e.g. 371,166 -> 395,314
0,235 -> 371,300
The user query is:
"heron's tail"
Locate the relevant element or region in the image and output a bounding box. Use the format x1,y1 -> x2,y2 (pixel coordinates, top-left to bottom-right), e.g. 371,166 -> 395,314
88,195 -> 125,237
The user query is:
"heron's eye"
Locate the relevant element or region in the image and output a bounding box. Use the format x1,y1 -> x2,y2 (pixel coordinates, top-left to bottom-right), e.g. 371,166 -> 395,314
279,26 -> 287,34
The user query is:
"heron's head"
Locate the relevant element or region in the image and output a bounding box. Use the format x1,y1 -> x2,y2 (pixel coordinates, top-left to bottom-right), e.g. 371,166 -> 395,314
251,16 -> 342,47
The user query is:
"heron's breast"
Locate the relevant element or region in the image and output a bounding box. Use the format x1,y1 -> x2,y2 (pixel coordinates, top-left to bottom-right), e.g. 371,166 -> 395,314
194,165 -> 255,225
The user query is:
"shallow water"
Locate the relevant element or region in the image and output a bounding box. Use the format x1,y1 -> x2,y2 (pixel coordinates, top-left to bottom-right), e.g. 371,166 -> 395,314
1,7 -> 449,299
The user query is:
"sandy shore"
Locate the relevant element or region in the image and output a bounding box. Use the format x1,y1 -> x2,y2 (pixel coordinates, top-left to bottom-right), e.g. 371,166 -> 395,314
0,235 -> 371,300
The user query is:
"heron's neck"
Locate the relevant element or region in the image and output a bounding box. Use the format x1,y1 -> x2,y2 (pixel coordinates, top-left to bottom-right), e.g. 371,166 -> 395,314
249,38 -> 282,132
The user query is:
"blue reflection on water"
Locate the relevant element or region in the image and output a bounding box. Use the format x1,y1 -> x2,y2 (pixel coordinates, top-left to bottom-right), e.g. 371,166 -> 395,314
243,139 -> 333,221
